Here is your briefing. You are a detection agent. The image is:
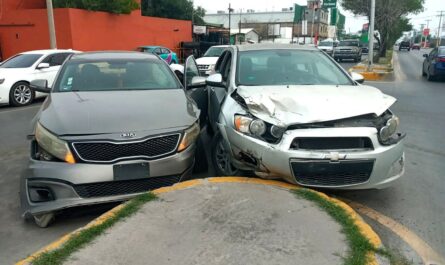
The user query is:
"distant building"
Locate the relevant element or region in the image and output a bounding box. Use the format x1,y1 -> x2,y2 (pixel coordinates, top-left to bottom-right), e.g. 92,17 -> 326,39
230,28 -> 260,44
204,8 -> 330,44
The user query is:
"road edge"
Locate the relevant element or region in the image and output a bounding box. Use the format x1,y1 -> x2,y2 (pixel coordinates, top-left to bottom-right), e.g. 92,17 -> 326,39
15,177 -> 382,265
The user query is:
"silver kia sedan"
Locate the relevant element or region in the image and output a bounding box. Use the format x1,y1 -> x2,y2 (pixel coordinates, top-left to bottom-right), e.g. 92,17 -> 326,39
21,52 -> 207,227
207,44 -> 405,190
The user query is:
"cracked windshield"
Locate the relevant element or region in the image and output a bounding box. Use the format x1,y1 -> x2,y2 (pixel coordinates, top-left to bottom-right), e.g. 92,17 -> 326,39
0,0 -> 443,265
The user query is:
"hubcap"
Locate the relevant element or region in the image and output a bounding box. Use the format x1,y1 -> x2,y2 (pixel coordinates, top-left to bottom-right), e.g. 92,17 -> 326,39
215,138 -> 239,175
13,85 -> 32,104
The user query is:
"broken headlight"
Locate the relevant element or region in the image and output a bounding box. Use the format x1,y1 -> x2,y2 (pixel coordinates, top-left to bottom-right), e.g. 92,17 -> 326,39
35,122 -> 76,164
379,115 -> 400,143
234,115 -> 285,143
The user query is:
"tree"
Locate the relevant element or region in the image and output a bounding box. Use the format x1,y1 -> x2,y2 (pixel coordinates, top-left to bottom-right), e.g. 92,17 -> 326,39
141,0 -> 206,24
341,0 -> 423,57
53,0 -> 139,14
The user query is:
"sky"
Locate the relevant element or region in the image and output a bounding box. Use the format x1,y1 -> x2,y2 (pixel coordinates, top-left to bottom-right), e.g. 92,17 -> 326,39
194,0 -> 445,36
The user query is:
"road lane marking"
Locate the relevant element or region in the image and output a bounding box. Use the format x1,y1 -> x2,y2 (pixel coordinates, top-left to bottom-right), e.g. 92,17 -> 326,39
0,104 -> 41,115
346,200 -> 445,265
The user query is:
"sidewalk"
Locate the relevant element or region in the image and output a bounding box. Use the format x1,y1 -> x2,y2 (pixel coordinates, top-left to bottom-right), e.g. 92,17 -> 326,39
19,178 -> 384,265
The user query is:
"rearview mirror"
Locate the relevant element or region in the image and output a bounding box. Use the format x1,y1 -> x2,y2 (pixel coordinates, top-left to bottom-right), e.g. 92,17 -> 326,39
206,73 -> 223,87
350,72 -> 365,84
423,54 -> 428,58
189,76 -> 207,89
30,79 -> 51,93
36,63 -> 50,70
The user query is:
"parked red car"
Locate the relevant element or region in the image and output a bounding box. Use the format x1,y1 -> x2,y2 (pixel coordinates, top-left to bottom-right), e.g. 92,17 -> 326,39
411,43 -> 421,50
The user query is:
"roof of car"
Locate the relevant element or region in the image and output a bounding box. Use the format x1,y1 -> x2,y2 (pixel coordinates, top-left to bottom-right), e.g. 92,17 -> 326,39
236,43 -> 318,52
70,51 -> 159,61
20,49 -> 79,55
139,46 -> 161,49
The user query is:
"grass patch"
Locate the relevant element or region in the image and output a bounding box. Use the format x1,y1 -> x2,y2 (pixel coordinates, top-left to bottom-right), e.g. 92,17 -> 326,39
377,49 -> 393,65
32,192 -> 157,265
293,189 -> 376,265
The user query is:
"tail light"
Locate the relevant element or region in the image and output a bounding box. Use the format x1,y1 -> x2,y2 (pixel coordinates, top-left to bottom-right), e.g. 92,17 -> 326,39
436,57 -> 445,63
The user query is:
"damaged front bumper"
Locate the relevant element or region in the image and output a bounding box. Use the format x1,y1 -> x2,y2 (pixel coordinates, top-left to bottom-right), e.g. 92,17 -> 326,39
20,144 -> 196,218
220,124 -> 405,190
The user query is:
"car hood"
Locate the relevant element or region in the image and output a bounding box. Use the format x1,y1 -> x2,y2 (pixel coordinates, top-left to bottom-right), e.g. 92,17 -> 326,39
38,90 -> 199,136
236,85 -> 396,126
196,57 -> 219,65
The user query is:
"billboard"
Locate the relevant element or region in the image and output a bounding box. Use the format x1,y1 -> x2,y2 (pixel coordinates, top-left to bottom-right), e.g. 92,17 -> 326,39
193,25 -> 207,34
268,24 -> 281,36
323,0 -> 337,8
423,28 -> 430,36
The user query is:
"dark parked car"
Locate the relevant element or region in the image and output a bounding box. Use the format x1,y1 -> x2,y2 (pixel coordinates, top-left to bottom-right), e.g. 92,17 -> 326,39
399,41 -> 411,51
22,51 -> 207,227
422,46 -> 445,81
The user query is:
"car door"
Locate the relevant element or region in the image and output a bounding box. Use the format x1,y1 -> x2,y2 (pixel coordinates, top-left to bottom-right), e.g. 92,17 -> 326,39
34,53 -> 72,87
208,50 -> 232,132
184,55 -> 208,126
426,48 -> 437,74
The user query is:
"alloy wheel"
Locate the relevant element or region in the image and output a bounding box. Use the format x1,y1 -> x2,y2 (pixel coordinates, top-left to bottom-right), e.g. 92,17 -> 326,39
214,138 -> 239,175
13,84 -> 32,105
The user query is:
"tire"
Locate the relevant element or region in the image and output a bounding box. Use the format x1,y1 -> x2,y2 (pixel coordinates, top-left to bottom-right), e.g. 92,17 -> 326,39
9,82 -> 35,107
407,48 -> 411,51
211,132 -> 240,176
422,66 -> 427,77
33,212 -> 55,228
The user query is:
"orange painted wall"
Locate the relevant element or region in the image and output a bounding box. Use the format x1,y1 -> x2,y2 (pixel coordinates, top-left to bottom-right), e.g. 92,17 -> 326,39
67,9 -> 191,54
0,2 -> 191,60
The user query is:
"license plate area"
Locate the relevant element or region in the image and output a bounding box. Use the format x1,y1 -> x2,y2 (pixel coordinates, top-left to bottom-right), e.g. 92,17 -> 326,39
113,162 -> 150,181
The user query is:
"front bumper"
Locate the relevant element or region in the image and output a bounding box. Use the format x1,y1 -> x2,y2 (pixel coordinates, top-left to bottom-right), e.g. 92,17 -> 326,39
21,144 -> 196,217
220,125 -> 405,190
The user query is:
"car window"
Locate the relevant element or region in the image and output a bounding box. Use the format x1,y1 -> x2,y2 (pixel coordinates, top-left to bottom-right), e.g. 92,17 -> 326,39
439,48 -> 445,56
185,57 -> 200,87
221,52 -> 232,82
339,41 -> 359,46
43,53 -> 72,67
237,49 -> 353,86
204,47 -> 226,57
162,48 -> 170,54
55,59 -> 181,92
154,48 -> 162,55
429,49 -> 437,58
0,54 -> 42,68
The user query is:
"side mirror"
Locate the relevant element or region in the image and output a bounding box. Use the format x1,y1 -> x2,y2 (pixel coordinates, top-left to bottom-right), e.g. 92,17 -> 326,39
36,63 -> 50,70
206,73 -> 224,87
30,79 -> 51,93
423,54 -> 428,58
350,72 -> 365,84
188,76 -> 207,89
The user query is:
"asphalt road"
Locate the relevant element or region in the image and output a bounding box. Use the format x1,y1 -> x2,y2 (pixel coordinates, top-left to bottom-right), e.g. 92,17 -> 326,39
1,50 -> 443,264
337,49 -> 445,261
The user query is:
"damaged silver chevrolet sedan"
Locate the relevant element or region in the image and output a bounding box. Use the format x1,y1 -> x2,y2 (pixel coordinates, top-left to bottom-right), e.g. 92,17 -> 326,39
207,44 -> 405,189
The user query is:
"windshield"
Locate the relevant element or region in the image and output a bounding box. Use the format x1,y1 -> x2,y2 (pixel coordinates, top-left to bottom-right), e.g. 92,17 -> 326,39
439,48 -> 445,56
319,41 -> 333,47
339,41 -> 359,47
0,54 -> 42,68
55,59 -> 180,92
237,50 -> 353,86
204,47 -> 226,57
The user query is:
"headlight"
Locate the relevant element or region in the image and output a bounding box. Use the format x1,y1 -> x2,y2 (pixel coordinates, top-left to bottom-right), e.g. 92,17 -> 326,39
35,122 -> 75,164
270,125 -> 285,138
178,122 -> 200,152
235,115 -> 266,136
379,116 -> 400,142
0,78 -> 5,84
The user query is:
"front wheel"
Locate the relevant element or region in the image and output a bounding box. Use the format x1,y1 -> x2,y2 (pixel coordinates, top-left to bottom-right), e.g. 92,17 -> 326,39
10,82 -> 35,107
211,132 -> 239,176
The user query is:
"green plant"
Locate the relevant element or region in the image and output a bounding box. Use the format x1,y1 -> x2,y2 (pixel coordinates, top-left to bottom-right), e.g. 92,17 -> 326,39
53,0 -> 140,14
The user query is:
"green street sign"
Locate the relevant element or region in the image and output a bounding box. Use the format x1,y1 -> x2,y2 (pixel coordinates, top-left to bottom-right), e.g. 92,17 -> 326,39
323,0 -> 337,8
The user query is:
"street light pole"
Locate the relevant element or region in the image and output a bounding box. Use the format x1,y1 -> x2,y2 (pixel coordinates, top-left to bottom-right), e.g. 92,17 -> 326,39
228,3 -> 232,44
368,0 -> 375,70
46,0 -> 57,49
437,11 -> 444,46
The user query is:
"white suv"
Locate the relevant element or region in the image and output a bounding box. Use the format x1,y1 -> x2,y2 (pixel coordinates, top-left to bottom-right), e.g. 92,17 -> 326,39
196,45 -> 229,76
0,49 -> 80,106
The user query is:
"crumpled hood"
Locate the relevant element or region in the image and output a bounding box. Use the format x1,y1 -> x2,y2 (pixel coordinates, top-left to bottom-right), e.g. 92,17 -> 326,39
236,85 -> 396,126
38,90 -> 199,135
196,57 -> 219,65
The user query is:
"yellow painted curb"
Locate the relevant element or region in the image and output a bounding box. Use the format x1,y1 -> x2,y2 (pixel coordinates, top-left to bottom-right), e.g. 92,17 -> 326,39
16,177 -> 382,265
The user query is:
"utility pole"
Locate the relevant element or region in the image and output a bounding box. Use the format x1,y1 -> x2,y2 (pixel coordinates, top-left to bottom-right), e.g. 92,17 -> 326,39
424,19 -> 431,48
368,0 -> 375,70
239,9 -> 242,44
46,0 -> 57,49
228,3 -> 232,44
438,11 -> 444,46
310,5 -> 315,44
